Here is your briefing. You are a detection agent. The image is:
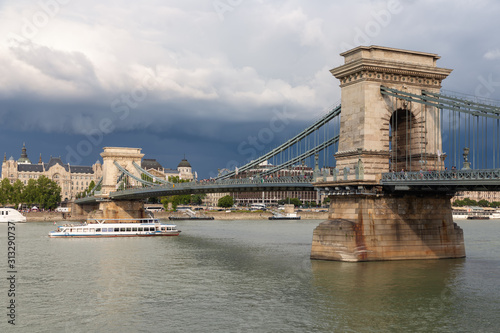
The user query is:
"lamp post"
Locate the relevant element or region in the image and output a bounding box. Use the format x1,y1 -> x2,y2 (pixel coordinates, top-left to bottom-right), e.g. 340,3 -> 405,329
462,147 -> 471,170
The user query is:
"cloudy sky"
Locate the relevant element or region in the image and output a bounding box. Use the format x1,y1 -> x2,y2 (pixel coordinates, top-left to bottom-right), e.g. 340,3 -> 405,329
1,0 -> 499,178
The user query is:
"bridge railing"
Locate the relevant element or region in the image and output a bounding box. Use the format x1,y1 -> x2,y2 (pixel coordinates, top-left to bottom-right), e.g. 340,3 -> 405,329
381,169 -> 500,183
114,175 -> 315,192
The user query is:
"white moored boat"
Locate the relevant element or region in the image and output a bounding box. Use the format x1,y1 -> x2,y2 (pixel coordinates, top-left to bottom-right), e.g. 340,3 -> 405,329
0,208 -> 27,223
48,218 -> 180,238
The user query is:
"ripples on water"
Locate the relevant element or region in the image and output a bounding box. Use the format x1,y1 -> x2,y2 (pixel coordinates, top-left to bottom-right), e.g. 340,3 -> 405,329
0,220 -> 499,332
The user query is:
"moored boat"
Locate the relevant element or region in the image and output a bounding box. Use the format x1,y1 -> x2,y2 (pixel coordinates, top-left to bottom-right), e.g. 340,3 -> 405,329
0,208 -> 27,223
48,218 -> 180,238
268,212 -> 301,220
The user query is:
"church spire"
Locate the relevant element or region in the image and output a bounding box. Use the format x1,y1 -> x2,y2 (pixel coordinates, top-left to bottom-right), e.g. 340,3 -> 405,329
3,153 -> 6,163
21,143 -> 27,158
18,143 -> 32,164
39,153 -> 42,164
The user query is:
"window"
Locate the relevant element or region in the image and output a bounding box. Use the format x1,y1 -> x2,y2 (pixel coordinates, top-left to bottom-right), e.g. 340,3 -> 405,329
96,228 -> 101,232
114,228 -> 119,232
126,227 -> 131,232
120,227 -> 125,232
132,227 -> 138,232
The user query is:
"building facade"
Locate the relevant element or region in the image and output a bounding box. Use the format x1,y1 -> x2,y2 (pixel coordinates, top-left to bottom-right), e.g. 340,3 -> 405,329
1,144 -> 102,201
140,157 -> 195,182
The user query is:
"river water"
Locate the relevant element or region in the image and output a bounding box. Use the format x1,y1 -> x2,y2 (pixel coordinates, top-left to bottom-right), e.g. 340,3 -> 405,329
1,219 -> 499,333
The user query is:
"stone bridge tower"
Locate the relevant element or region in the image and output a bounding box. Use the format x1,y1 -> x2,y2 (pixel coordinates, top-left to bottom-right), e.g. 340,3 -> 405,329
330,45 -> 452,181
74,147 -> 147,221
100,147 -> 144,197
311,46 -> 465,261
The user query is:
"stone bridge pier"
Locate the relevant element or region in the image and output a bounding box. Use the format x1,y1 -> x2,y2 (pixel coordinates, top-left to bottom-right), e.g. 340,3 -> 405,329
311,46 -> 465,261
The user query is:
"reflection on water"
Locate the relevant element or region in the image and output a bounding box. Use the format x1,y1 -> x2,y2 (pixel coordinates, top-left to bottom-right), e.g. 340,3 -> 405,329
310,259 -> 467,332
0,220 -> 498,332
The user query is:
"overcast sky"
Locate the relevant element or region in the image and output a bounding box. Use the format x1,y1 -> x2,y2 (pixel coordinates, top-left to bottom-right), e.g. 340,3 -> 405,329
1,0 -> 499,178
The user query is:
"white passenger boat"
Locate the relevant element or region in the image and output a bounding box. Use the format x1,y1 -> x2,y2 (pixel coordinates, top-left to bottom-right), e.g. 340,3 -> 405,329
491,211 -> 500,219
268,212 -> 301,220
48,218 -> 180,238
0,208 -> 27,223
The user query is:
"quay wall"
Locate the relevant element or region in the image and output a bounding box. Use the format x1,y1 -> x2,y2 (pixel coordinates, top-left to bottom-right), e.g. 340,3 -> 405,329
24,211 -> 328,222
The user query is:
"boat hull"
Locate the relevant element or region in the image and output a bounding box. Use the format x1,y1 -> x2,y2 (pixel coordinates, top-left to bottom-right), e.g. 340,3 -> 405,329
169,216 -> 214,220
49,232 -> 180,238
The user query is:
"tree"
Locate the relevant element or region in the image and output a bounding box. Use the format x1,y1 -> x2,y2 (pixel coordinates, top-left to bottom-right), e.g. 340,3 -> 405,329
161,195 -> 191,211
191,194 -> 205,205
36,176 -> 61,210
478,199 -> 490,207
11,180 -> 24,208
278,197 -> 302,207
22,179 -> 38,206
168,176 -> 190,183
218,195 -> 234,208
0,178 -> 13,206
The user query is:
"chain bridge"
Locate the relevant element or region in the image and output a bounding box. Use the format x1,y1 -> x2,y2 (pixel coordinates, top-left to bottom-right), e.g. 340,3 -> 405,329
74,46 -> 500,262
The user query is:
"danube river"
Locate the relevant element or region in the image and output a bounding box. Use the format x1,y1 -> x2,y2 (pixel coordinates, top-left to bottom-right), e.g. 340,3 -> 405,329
1,219 -> 499,332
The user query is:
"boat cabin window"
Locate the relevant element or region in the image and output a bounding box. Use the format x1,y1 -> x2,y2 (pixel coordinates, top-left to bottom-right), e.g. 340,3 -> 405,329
96,228 -> 101,232
90,228 -> 95,232
120,227 -> 126,232
77,228 -> 83,232
138,227 -> 143,231
126,227 -> 131,232
132,227 -> 138,232
114,228 -> 119,232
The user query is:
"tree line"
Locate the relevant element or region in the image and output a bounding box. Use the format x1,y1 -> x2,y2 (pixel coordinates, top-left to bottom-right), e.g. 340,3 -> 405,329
453,197 -> 500,208
0,176 -> 61,210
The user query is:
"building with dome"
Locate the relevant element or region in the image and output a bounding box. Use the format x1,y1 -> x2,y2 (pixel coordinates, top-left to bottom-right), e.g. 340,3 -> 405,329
1,144 -> 103,201
140,156 -> 195,182
177,157 -> 194,180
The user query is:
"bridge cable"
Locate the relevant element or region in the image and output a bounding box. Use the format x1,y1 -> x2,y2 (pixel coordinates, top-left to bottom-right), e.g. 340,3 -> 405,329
132,161 -> 173,186
216,104 -> 341,180
260,135 -> 339,177
113,161 -> 157,187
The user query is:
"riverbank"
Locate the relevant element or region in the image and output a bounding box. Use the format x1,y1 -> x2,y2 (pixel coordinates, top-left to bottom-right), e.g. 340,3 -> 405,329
24,210 -> 329,222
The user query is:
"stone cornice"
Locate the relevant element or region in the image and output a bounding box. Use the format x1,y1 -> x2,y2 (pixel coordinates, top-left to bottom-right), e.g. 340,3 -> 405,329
335,149 -> 391,158
330,58 -> 452,88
